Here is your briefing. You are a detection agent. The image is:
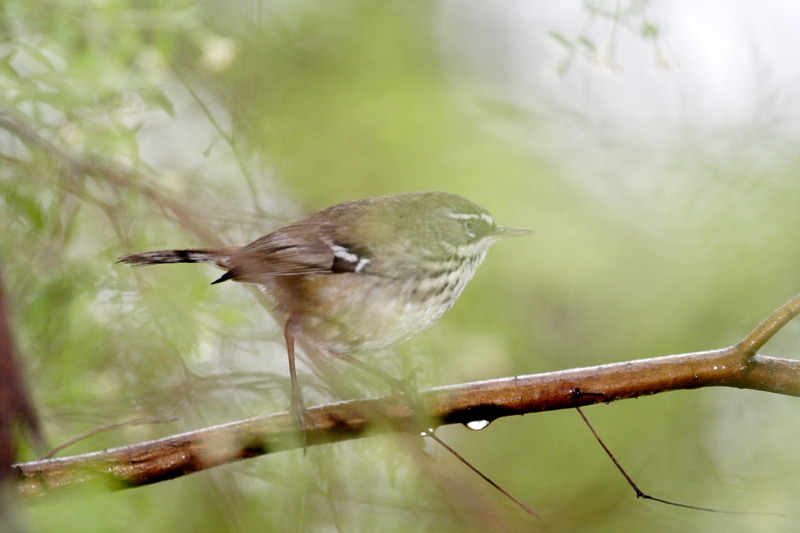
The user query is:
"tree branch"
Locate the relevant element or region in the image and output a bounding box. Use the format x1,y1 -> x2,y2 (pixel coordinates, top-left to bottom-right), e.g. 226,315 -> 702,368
13,293 -> 800,499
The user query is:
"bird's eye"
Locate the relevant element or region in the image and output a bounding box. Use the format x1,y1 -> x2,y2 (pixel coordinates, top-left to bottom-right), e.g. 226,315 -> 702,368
463,220 -> 476,237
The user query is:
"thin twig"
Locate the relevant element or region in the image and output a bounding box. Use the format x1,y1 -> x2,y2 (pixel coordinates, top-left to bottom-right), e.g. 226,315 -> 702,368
736,292 -> 800,357
179,76 -> 262,214
41,417 -> 178,459
575,407 -> 784,516
423,429 -> 540,518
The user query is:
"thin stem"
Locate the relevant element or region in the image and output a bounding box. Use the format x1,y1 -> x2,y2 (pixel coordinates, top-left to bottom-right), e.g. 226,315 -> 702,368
42,417 -> 177,459
424,429 -> 539,518
575,407 -> 784,516
736,292 -> 800,357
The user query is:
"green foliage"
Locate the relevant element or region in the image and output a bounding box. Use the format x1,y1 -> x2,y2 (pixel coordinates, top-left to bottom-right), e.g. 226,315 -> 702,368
2,1 -> 800,532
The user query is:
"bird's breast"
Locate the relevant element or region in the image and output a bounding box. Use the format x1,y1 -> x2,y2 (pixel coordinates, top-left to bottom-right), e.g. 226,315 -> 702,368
260,266 -> 479,355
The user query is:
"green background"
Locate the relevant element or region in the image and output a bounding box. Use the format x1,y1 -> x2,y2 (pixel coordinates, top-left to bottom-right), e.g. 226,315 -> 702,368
2,1 -> 799,531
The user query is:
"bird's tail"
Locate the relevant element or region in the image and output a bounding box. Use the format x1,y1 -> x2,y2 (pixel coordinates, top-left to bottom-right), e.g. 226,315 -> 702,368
117,248 -> 236,270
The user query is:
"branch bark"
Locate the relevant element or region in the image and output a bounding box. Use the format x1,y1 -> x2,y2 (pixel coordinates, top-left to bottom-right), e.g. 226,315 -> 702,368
13,293 -> 800,500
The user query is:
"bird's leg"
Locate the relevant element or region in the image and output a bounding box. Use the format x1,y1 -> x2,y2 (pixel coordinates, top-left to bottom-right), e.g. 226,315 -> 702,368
284,316 -> 311,440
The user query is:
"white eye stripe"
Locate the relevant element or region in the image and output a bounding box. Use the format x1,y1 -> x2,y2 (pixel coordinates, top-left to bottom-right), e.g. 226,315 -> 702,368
448,212 -> 495,225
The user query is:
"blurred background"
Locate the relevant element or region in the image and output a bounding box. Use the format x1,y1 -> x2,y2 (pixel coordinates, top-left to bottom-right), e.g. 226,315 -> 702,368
2,0 -> 800,531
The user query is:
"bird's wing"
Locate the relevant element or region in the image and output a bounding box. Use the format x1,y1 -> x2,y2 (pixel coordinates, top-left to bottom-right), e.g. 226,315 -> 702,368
221,220 -> 374,282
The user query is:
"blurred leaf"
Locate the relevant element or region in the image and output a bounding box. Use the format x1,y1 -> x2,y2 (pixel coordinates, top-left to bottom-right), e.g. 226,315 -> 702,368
140,86 -> 176,117
548,31 -> 575,51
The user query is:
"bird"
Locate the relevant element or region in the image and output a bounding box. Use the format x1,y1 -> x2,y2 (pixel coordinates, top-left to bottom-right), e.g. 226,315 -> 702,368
118,191 -> 531,426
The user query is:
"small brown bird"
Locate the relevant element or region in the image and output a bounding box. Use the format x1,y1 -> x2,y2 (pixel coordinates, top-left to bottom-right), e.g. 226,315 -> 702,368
119,191 -> 530,423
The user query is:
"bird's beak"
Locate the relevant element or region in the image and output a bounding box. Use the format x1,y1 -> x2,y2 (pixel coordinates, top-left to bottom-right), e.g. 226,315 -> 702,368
493,225 -> 533,238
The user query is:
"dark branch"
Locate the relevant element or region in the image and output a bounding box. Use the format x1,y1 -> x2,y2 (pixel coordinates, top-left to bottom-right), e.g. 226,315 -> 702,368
13,343 -> 800,498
